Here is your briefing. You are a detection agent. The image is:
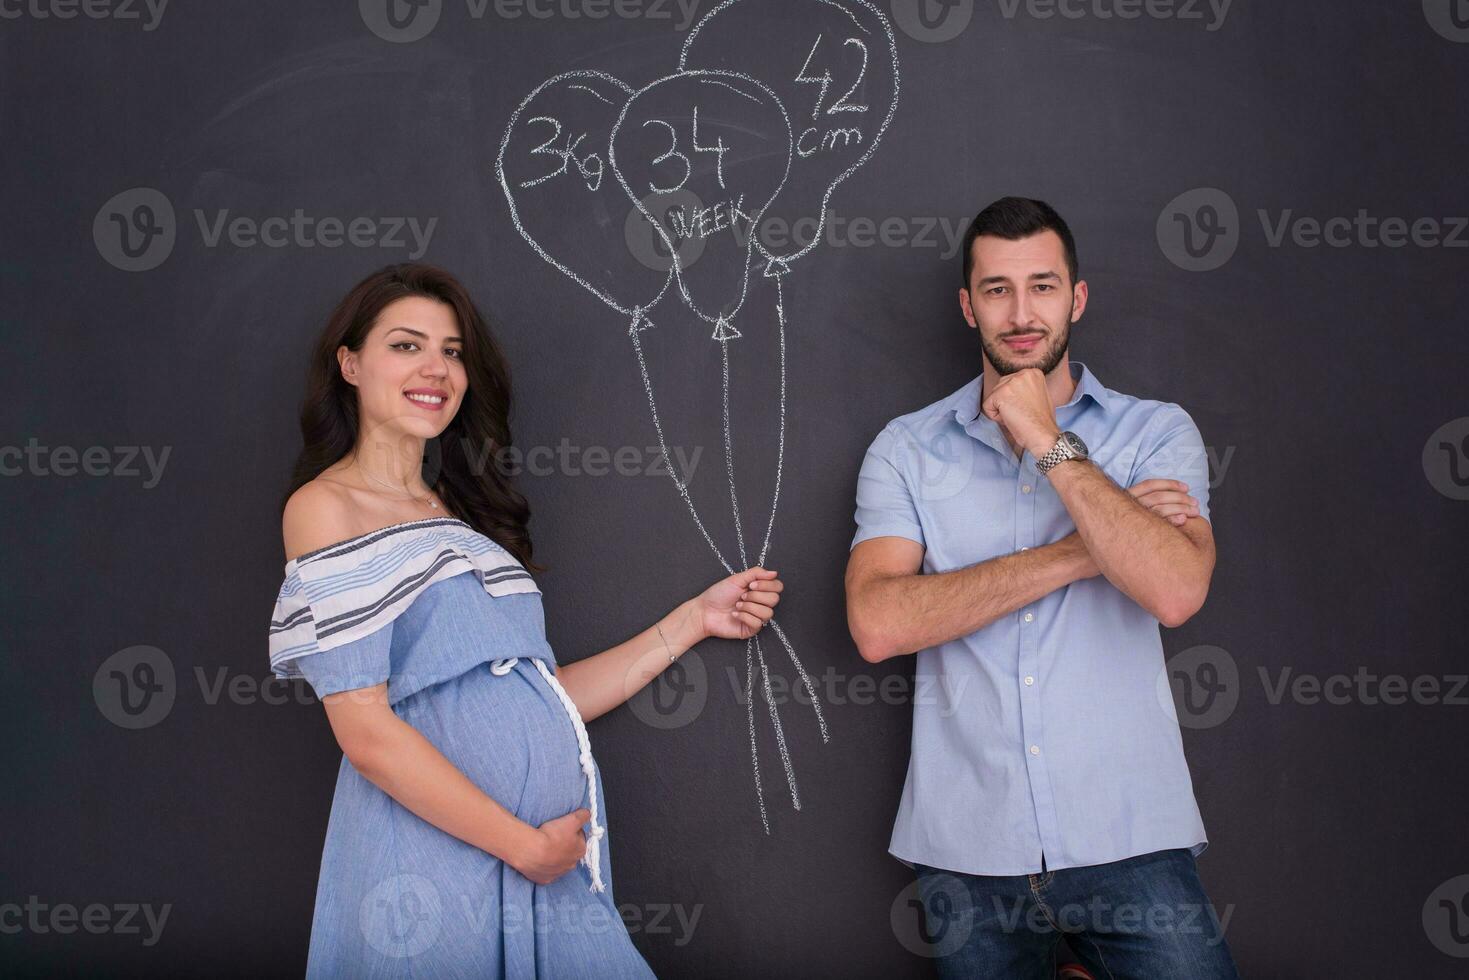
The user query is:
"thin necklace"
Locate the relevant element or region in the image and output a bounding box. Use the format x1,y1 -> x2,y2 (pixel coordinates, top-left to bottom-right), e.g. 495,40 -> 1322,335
356,462 -> 439,509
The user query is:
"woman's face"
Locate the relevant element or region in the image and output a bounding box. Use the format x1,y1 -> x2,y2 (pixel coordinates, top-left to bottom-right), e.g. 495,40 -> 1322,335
340,295 -> 468,443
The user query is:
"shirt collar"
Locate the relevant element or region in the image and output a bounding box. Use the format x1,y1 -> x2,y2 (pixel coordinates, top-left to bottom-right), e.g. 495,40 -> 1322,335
953,358 -> 1111,427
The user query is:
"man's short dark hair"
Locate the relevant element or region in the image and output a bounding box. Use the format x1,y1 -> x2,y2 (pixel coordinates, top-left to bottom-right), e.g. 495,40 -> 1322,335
960,197 -> 1079,291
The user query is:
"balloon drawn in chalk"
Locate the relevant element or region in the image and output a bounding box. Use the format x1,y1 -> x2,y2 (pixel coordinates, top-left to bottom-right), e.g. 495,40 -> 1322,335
496,0 -> 900,834
680,0 -> 901,272
611,70 -> 792,339
497,70 -> 675,328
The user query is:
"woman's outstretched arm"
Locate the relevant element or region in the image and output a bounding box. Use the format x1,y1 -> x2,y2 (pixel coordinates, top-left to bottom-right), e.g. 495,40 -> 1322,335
556,567 -> 783,723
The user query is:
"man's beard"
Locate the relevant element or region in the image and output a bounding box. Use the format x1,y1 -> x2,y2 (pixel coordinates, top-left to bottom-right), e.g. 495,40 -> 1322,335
977,297 -> 1073,377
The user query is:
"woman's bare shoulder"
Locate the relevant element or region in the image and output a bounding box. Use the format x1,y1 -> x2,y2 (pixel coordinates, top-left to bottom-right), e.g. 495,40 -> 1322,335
282,477 -> 359,563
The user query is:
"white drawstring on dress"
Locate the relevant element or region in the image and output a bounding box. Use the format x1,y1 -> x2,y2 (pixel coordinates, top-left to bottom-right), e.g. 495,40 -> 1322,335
489,657 -> 607,893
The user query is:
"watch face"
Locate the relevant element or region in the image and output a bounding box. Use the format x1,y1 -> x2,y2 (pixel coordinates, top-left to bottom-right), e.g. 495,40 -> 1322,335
1064,432 -> 1088,456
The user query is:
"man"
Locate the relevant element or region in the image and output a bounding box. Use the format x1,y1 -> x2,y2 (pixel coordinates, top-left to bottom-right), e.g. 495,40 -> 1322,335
845,197 -> 1239,977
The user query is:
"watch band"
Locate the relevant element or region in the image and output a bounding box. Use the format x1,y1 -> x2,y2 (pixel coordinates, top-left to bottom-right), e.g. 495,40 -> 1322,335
1036,433 -> 1083,474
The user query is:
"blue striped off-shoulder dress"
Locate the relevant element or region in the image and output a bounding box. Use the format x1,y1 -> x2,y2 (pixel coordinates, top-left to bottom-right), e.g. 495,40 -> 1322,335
269,516 -> 655,978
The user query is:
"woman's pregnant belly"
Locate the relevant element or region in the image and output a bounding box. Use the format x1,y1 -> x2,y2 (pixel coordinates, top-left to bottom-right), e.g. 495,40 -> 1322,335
392,657 -> 587,828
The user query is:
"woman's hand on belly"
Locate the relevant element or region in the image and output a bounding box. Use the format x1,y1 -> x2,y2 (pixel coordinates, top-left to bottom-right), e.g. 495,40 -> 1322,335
511,806 -> 592,885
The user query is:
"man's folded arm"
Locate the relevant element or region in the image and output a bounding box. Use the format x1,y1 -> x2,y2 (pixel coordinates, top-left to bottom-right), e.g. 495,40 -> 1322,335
844,533 -> 1097,663
1045,406 -> 1216,627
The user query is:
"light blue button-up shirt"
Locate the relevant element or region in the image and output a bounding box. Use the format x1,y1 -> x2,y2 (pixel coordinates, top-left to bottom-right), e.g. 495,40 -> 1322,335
850,359 -> 1213,875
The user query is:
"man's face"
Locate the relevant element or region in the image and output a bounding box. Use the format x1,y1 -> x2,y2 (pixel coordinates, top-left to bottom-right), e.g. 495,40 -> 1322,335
958,229 -> 1086,376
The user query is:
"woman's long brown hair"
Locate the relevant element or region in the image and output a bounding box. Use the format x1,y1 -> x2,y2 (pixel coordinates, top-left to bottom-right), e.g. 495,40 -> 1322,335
280,262 -> 539,571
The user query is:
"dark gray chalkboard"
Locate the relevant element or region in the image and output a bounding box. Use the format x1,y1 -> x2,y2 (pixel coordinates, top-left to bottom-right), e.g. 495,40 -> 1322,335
3,1 -> 1468,976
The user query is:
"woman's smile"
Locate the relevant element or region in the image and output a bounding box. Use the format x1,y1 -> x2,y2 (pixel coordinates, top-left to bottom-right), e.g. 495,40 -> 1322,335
404,387 -> 449,411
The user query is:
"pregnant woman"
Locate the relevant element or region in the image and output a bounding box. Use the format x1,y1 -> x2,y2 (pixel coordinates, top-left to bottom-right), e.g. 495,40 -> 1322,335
268,263 -> 781,977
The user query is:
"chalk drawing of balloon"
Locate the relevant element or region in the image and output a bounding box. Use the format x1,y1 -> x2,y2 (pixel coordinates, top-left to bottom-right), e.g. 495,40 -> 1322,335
679,0 -> 900,273
497,70 -> 673,328
609,70 -> 792,340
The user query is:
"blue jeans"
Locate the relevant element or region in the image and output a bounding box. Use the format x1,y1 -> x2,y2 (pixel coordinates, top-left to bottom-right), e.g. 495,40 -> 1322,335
911,848 -> 1239,979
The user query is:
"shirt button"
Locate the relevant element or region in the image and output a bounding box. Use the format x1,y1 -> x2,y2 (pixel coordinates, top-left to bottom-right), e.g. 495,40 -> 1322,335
1023,612 -> 1034,623
1030,745 -> 1040,755
1024,675 -> 1035,685
1022,484 -> 1032,493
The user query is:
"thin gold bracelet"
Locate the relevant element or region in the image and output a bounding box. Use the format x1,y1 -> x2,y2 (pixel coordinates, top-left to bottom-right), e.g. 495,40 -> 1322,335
655,621 -> 677,663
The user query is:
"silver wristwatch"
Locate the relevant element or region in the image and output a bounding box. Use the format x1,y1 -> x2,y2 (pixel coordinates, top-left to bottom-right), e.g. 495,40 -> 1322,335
1036,431 -> 1089,474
